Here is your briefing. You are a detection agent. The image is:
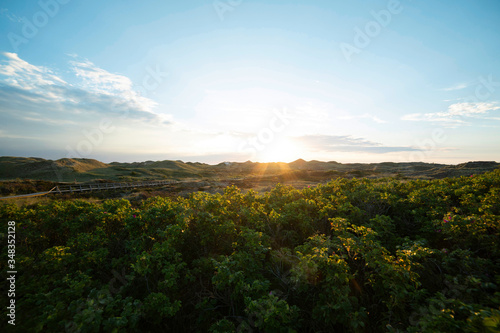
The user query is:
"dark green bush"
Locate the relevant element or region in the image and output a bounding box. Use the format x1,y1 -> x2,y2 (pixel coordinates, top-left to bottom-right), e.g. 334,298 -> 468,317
1,169 -> 499,332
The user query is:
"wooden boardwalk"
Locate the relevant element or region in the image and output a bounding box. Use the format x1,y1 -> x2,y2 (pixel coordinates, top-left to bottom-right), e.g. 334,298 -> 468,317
0,180 -> 176,200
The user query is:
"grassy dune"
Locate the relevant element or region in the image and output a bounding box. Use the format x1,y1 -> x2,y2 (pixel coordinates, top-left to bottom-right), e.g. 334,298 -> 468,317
1,156 -> 499,183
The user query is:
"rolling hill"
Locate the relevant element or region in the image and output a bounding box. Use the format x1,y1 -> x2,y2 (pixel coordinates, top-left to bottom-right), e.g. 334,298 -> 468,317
0,156 -> 498,183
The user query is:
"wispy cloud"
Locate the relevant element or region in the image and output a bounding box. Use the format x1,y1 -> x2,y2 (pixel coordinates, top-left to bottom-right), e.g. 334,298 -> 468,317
69,59 -> 157,112
295,135 -> 419,154
440,82 -> 469,91
402,102 -> 500,127
447,102 -> 500,116
21,115 -> 77,126
0,129 -> 41,140
71,59 -> 132,92
0,53 -> 168,125
338,113 -> 387,123
299,135 -> 377,147
401,113 -> 466,125
0,52 -> 66,90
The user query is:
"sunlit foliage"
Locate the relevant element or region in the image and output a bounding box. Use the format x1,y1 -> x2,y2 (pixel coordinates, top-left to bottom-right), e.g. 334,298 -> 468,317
1,170 -> 499,332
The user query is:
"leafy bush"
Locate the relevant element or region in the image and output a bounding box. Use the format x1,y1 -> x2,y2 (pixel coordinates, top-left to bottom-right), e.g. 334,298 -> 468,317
1,169 -> 499,332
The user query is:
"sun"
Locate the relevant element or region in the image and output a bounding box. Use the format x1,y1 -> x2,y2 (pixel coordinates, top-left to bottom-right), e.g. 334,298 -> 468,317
256,137 -> 302,163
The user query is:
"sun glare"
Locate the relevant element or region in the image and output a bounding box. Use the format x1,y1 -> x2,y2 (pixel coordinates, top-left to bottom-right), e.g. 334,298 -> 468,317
256,137 -> 301,163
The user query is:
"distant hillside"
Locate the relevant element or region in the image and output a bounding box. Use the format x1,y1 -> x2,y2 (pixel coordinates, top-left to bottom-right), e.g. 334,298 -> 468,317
0,157 -> 110,182
0,156 -> 498,182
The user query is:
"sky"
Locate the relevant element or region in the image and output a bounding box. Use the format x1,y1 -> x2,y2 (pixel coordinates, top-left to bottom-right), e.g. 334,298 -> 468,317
0,0 -> 499,164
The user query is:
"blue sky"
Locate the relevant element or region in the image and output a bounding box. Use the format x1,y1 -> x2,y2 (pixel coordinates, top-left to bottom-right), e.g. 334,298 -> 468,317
1,0 -> 499,164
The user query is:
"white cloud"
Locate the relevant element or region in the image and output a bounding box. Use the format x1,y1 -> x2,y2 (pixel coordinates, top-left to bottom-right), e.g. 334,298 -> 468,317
402,102 -> 500,127
71,59 -> 132,92
70,55 -> 157,111
339,113 -> 387,123
0,53 -> 166,124
0,52 -> 66,90
21,116 -> 77,126
401,113 -> 466,124
440,83 -> 468,91
294,135 -> 419,153
0,53 -> 182,161
69,58 -> 158,112
447,102 -> 500,116
0,129 -> 42,140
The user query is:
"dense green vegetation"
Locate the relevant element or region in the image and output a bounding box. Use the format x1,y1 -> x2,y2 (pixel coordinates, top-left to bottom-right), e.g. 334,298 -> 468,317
2,170 -> 500,332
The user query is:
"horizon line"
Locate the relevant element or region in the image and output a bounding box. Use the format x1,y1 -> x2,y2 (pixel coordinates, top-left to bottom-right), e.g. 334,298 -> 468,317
1,155 -> 499,167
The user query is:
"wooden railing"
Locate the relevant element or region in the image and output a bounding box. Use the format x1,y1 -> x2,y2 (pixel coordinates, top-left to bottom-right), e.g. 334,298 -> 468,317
0,180 -> 177,200
55,180 -> 176,193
